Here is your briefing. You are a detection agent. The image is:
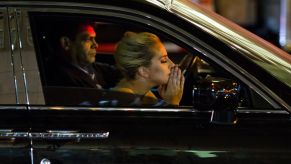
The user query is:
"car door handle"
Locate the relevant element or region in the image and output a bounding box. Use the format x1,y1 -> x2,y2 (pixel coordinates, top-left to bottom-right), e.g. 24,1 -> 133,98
30,130 -> 109,139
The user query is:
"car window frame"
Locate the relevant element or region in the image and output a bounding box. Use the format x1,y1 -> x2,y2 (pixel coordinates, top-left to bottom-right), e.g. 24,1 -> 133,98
21,2 -> 287,112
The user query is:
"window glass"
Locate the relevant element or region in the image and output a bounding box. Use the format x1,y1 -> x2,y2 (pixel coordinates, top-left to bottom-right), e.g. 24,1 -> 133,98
0,9 -> 17,104
30,13 -> 272,109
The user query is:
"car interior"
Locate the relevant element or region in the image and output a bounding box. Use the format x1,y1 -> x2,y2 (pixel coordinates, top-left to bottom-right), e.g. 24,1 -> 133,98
29,12 -> 273,109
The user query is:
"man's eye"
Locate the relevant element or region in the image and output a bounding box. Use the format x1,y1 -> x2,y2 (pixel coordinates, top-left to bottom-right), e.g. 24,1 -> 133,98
84,37 -> 94,42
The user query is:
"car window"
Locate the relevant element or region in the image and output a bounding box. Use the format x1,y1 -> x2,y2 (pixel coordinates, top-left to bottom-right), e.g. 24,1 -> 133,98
0,8 -> 17,104
29,12 -> 273,110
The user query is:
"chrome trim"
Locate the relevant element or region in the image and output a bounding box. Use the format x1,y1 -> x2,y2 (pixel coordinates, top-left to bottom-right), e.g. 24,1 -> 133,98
0,105 -> 26,110
29,106 -> 197,113
30,132 -> 109,139
29,106 -> 290,115
29,146 -> 34,164
7,7 -> 19,103
237,109 -> 289,115
47,130 -> 78,133
40,158 -> 50,164
14,8 -> 30,104
0,129 -> 109,139
0,131 -> 29,138
0,129 -> 13,133
145,0 -> 168,9
29,133 -> 34,164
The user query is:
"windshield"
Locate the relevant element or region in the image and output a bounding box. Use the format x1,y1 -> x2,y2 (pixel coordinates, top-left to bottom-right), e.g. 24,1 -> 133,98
150,0 -> 291,87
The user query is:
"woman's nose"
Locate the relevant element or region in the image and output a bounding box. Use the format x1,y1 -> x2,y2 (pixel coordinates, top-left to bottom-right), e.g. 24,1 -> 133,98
168,59 -> 175,68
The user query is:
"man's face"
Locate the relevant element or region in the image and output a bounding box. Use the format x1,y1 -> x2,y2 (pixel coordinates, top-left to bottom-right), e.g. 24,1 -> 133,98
71,25 -> 98,66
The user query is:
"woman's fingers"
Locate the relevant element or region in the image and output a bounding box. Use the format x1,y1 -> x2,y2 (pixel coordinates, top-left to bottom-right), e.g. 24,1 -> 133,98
176,66 -> 182,86
181,74 -> 185,88
172,65 -> 183,88
169,66 -> 176,85
169,65 -> 179,86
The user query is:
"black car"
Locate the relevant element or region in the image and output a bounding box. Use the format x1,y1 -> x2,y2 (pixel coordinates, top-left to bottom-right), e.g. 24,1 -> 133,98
0,0 -> 290,164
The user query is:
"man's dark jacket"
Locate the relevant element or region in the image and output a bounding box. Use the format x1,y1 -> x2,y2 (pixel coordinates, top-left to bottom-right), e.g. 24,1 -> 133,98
46,61 -> 122,89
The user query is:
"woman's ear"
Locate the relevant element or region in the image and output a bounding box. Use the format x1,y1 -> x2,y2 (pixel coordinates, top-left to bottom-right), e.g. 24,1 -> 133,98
137,66 -> 150,79
59,36 -> 71,51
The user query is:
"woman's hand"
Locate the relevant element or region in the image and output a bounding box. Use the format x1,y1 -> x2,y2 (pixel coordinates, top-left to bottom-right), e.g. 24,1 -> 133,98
158,65 -> 185,106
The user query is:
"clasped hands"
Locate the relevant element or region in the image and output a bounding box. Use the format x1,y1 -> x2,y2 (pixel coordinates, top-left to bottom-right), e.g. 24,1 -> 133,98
158,65 -> 185,106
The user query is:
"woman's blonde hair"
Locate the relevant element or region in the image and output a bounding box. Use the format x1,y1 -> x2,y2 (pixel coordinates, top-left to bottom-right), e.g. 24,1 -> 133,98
114,32 -> 161,80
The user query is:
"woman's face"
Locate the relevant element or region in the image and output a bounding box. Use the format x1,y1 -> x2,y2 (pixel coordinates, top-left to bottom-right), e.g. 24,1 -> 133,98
147,42 -> 175,85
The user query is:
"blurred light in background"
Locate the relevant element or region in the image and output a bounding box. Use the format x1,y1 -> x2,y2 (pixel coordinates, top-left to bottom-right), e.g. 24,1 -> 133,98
193,0 -> 290,54
279,0 -> 291,53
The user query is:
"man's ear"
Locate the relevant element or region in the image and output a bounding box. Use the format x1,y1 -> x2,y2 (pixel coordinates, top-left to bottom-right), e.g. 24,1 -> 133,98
137,66 -> 150,79
59,36 -> 71,51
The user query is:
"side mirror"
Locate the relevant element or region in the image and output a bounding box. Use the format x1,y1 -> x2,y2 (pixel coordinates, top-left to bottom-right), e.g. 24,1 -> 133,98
193,77 -> 239,125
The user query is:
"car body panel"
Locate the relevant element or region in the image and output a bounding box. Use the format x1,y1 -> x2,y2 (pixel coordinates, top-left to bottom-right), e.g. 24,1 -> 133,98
0,106 -> 30,164
29,106 -> 291,164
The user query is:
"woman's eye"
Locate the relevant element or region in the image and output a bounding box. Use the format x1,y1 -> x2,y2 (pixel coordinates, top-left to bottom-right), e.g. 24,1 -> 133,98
161,60 -> 167,63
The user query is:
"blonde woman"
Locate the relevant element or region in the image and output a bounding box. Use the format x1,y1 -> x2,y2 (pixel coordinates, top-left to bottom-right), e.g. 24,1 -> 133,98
112,32 -> 184,106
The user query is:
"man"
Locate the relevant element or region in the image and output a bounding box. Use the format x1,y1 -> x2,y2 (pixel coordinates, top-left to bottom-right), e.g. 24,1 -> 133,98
46,21 -> 121,89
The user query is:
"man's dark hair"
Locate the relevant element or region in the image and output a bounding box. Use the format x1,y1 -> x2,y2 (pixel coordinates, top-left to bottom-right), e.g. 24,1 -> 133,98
47,20 -> 94,49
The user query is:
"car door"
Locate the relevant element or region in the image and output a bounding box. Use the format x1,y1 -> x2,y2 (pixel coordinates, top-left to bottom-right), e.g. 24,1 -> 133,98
20,1 -> 291,164
0,7 -> 31,164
